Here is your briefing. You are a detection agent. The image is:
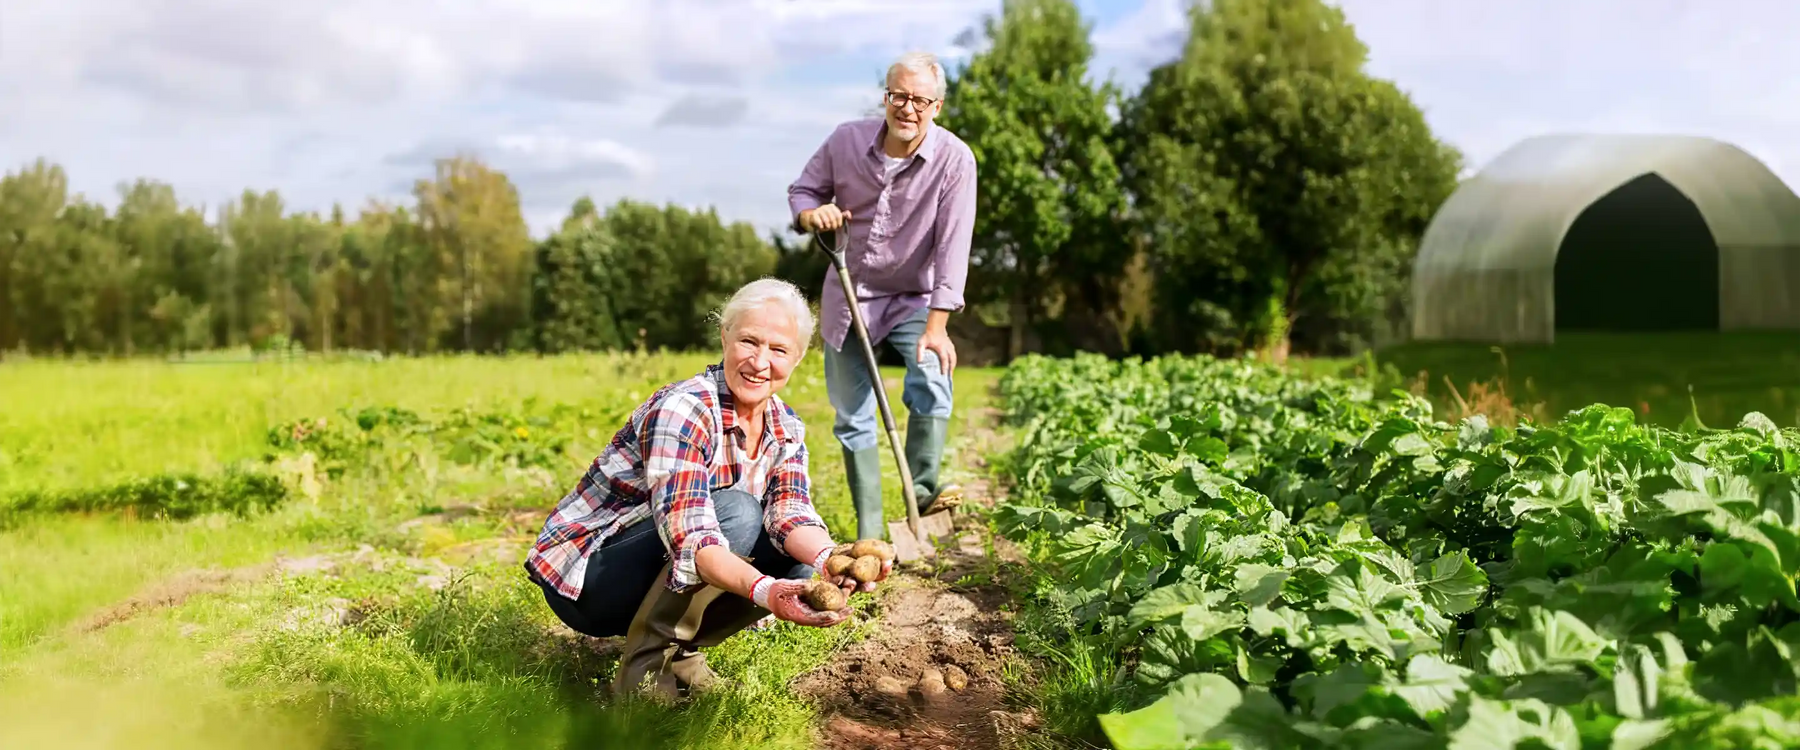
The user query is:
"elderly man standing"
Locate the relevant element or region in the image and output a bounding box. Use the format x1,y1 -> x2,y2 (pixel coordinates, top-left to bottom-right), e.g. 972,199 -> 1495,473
787,51 -> 977,541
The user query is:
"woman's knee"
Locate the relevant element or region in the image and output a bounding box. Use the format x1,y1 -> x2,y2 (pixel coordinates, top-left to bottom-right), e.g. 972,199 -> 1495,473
711,489 -> 763,552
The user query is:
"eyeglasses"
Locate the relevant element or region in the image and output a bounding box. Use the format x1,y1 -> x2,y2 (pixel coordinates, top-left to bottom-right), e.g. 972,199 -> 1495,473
884,90 -> 937,111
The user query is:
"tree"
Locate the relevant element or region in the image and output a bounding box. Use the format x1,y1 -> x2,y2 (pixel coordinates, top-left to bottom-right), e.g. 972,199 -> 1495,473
770,230 -> 830,304
412,155 -> 534,352
1118,0 -> 1461,359
530,208 -> 623,354
525,197 -> 781,354
0,160 -> 72,354
113,179 -> 220,354
217,188 -> 294,348
939,0 -> 1129,359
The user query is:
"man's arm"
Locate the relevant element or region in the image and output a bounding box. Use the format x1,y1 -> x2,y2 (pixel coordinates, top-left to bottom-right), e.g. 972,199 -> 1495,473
788,130 -> 838,232
915,152 -> 976,374
929,153 -> 976,315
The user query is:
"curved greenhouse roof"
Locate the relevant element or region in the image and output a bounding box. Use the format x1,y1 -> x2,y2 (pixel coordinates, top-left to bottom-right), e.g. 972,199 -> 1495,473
1412,133 -> 1800,343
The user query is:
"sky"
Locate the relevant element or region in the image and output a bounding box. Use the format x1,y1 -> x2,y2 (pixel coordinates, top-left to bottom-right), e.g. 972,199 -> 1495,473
4,0 -> 1799,238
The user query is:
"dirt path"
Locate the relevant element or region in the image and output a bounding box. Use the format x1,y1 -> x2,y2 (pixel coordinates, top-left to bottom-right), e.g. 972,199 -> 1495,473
793,406 -> 1043,750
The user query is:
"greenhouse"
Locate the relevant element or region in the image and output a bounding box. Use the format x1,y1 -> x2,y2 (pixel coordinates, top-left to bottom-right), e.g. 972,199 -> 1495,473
1411,133 -> 1800,343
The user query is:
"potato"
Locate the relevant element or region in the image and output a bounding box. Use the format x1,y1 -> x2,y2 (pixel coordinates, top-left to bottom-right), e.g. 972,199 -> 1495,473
944,665 -> 968,691
850,555 -> 883,583
916,668 -> 947,700
824,554 -> 856,577
850,539 -> 896,562
873,675 -> 909,698
801,579 -> 847,612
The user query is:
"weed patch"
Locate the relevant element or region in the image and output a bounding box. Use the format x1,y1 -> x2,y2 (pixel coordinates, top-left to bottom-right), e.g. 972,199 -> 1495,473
0,468 -> 288,527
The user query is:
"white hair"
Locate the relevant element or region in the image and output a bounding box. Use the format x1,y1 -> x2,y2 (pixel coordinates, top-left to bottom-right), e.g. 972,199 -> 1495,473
717,277 -> 815,350
886,51 -> 946,100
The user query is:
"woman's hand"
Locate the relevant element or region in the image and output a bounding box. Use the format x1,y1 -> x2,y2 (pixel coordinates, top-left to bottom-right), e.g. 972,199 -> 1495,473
752,576 -> 848,627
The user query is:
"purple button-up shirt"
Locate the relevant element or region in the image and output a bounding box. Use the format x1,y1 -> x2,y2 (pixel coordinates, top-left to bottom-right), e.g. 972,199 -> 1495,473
787,118 -> 977,351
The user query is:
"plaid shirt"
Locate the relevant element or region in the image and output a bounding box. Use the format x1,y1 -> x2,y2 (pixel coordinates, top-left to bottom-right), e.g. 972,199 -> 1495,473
525,363 -> 823,599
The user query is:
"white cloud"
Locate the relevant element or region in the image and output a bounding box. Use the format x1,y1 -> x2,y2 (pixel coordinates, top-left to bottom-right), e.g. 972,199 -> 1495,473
496,134 -> 656,180
656,95 -> 753,129
1090,0 -> 1187,84
5,0 -> 1800,241
1339,0 -> 1800,181
1087,0 -> 1800,189
0,0 -> 999,234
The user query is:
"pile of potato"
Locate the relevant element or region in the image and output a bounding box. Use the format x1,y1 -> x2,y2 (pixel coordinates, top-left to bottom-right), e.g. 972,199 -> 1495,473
872,664 -> 970,702
801,539 -> 895,612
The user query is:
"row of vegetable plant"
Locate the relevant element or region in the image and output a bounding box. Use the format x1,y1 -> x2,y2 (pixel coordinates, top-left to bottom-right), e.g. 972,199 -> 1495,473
993,352 -> 1800,749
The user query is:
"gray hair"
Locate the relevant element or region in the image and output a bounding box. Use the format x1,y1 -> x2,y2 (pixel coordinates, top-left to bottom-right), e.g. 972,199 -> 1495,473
717,277 -> 815,350
886,51 -> 946,100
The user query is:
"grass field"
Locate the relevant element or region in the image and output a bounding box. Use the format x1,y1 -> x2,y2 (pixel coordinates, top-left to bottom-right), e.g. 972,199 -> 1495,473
0,350 -> 1004,750
1365,331 -> 1800,428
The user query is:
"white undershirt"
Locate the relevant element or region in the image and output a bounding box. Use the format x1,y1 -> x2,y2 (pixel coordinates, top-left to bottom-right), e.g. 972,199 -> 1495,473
882,153 -> 907,183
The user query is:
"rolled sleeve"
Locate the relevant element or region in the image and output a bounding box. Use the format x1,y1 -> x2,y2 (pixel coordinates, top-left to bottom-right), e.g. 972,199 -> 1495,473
641,392 -> 727,591
787,130 -> 839,228
930,152 -> 977,311
763,440 -> 826,548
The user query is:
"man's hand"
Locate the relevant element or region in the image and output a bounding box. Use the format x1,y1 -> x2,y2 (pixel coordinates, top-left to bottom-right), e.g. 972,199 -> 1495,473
800,205 -> 851,233
917,310 -> 956,376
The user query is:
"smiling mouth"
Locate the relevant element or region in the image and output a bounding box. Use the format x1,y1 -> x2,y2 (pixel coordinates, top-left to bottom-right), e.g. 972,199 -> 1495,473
741,372 -> 769,386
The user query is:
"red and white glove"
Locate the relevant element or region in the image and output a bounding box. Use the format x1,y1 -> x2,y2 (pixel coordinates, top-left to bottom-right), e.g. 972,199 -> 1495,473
750,575 -> 846,627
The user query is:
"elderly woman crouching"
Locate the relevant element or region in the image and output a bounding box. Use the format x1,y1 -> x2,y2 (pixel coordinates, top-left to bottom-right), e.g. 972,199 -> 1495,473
523,278 -> 889,700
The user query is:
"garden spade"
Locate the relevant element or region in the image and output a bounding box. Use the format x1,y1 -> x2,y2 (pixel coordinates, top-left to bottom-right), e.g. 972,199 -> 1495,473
811,227 -> 952,562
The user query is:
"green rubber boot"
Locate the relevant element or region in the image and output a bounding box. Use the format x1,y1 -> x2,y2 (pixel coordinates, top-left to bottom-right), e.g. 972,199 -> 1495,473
843,445 -> 885,541
906,415 -> 961,514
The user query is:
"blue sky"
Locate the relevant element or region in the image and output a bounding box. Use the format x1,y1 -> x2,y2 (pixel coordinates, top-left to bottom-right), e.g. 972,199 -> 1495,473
3,0 -> 1798,238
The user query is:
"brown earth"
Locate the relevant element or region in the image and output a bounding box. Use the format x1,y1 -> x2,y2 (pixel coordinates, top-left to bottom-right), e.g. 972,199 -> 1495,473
793,404 -> 1042,750
793,573 -> 1035,750
71,565 -> 273,633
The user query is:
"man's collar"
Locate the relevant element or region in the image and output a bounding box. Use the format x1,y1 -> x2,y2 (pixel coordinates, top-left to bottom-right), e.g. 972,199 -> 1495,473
867,119 -> 941,162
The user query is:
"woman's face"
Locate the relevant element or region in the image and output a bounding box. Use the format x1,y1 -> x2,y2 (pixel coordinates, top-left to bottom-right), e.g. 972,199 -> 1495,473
722,303 -> 802,411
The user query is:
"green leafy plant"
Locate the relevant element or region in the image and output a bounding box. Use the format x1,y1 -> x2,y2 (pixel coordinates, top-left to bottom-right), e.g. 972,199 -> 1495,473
996,352 -> 1800,748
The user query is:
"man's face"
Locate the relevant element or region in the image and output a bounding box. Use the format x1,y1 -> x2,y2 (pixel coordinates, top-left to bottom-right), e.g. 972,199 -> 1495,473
884,68 -> 940,143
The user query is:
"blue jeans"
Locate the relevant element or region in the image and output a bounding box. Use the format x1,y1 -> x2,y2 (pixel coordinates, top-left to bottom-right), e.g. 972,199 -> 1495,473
534,489 -> 813,638
823,305 -> 955,451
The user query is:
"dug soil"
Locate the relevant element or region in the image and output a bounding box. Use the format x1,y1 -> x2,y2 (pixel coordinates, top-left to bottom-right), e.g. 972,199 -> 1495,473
794,407 -> 1041,750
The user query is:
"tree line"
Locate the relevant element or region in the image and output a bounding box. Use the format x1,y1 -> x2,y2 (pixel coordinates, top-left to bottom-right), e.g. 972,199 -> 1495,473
0,0 -> 1462,362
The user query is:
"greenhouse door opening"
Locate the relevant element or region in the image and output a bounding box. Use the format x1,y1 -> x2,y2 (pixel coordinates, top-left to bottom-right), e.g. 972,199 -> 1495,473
1554,172 -> 1720,333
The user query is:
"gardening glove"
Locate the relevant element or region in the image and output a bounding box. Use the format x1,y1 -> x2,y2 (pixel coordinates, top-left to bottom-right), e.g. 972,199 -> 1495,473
752,576 -> 846,627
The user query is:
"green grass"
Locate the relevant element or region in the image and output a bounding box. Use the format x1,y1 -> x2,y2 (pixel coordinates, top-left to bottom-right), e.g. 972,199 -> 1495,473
0,351 -> 721,495
1363,331 -> 1800,428
0,349 -> 1004,749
